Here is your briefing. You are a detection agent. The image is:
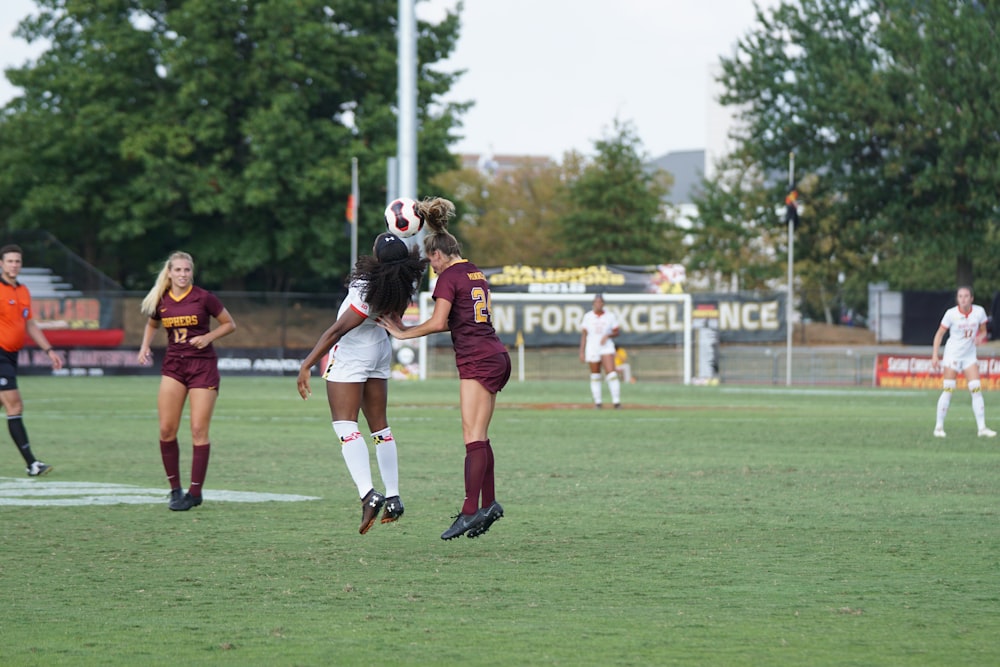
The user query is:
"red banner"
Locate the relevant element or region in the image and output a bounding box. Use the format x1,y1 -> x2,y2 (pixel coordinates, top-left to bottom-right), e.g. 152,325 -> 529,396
874,354 -> 1000,390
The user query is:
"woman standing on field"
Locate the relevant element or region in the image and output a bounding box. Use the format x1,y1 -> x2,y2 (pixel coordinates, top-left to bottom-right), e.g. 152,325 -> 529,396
138,252 -> 237,511
931,285 -> 995,438
379,197 -> 511,541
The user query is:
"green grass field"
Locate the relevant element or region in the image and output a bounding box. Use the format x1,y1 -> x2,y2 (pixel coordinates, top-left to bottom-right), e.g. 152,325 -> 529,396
1,376 -> 998,666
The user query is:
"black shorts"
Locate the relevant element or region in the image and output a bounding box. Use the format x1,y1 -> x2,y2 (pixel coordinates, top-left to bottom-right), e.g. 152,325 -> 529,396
0,349 -> 19,391
457,351 -> 511,394
161,355 -> 221,391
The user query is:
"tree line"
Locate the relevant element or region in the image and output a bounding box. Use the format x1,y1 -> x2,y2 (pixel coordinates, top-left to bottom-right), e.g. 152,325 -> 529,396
1,1 -> 997,322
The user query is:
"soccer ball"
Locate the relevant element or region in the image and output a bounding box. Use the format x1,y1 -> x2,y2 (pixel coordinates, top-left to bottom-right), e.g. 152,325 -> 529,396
384,197 -> 424,238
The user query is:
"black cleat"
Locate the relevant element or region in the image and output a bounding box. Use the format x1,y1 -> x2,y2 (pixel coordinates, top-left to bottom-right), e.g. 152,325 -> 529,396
169,491 -> 202,511
359,489 -> 386,534
441,512 -> 479,540
467,501 -> 504,538
381,495 -> 404,523
168,488 -> 184,508
26,461 -> 52,477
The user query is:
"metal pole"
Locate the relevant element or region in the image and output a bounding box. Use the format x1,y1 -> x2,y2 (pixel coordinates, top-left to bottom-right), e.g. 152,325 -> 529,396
397,0 -> 417,200
350,157 -> 359,270
786,152 -> 794,386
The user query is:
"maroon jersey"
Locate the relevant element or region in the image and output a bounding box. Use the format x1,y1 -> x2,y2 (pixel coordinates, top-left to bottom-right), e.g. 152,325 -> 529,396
153,285 -> 225,360
432,260 -> 506,363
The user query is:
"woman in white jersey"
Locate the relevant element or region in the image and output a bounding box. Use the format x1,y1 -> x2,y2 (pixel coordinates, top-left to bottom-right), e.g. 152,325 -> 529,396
579,294 -> 622,409
297,233 -> 427,534
931,286 -> 996,438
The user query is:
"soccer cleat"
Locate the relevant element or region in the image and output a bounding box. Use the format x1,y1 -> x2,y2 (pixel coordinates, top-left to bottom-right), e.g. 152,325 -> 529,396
467,501 -> 504,539
359,489 -> 386,534
168,488 -> 184,507
440,512 -> 479,540
594,403 -> 602,410
933,428 -> 946,438
26,461 -> 52,477
169,492 -> 203,511
978,427 -> 997,438
614,403 -> 622,410
381,495 -> 404,523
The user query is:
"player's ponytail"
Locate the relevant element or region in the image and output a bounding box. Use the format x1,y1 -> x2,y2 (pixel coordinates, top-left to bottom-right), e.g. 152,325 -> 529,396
419,197 -> 455,233
140,251 -> 194,316
419,197 -> 462,258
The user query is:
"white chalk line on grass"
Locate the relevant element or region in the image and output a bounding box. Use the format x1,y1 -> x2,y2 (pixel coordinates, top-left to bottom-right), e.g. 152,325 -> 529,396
0,477 -> 321,507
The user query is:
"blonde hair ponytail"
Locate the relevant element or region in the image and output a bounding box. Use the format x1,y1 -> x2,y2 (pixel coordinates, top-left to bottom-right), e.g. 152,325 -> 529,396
140,251 -> 194,316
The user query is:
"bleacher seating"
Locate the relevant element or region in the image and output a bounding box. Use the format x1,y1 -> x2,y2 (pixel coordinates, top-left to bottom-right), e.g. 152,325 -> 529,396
18,267 -> 84,297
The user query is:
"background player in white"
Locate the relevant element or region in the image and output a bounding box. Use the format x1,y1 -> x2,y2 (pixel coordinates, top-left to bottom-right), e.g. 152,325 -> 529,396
931,286 -> 996,438
297,233 -> 427,534
579,294 -> 622,409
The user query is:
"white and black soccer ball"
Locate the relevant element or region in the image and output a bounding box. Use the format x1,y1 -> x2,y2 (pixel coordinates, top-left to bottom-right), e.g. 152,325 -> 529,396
384,197 -> 424,238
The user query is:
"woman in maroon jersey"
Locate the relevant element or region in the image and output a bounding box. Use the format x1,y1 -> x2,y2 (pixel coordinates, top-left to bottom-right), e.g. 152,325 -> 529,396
137,251 -> 237,511
379,197 -> 511,540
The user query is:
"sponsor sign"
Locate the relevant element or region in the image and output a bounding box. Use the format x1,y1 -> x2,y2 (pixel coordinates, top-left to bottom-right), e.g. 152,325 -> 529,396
472,294 -> 785,346
874,354 -> 1000,390
19,348 -> 312,377
483,264 -> 686,294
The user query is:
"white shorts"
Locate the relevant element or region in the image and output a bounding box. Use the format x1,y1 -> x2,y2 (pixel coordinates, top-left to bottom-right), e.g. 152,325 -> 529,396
584,342 -> 616,364
942,350 -> 977,373
323,340 -> 391,383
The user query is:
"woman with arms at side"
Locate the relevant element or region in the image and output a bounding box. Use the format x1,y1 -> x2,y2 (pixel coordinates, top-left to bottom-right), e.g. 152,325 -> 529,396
138,252 -> 237,511
931,285 -> 995,438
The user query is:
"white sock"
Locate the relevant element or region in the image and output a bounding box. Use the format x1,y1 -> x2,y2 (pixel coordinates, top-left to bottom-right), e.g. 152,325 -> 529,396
936,380 -> 956,429
606,371 -> 621,404
333,420 -> 372,498
969,380 -> 986,430
372,427 -> 399,498
590,373 -> 603,404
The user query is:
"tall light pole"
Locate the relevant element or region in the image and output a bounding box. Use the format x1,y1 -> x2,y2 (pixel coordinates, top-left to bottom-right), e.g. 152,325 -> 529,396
786,152 -> 795,387
397,0 -> 417,200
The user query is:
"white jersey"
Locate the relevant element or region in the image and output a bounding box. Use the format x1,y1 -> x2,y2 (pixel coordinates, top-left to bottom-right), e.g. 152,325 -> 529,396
323,281 -> 392,382
580,309 -> 619,361
940,304 -> 987,361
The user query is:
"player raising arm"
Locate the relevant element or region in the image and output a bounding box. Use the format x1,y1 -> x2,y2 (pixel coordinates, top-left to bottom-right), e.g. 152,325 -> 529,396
380,197 -> 511,541
297,233 -> 426,534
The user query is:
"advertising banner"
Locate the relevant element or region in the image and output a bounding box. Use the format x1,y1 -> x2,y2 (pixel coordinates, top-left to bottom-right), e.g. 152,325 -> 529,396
483,264 -> 687,294
874,354 -> 1000,390
436,293 -> 785,347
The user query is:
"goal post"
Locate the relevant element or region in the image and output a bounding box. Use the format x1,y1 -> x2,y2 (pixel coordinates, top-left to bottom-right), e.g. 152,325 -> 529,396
416,291 -> 693,384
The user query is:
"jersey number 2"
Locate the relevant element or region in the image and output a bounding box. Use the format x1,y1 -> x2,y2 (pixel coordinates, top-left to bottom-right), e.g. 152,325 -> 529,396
472,287 -> 491,324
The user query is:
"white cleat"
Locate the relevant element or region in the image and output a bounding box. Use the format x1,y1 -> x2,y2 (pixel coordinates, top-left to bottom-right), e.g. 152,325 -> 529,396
933,428 -> 946,438
978,427 -> 997,438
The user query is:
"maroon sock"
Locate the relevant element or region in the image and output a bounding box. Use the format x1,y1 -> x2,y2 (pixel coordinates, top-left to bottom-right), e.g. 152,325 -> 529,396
462,440 -> 488,515
159,439 -> 181,489
481,439 -> 496,507
189,443 -> 211,498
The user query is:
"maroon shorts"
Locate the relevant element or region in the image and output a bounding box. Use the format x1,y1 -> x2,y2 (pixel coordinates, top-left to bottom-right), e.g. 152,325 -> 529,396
457,351 -> 511,394
161,355 -> 221,391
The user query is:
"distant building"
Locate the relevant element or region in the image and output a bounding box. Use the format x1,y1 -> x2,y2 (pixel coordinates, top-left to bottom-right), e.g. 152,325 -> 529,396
458,153 -> 555,177
645,149 -> 704,206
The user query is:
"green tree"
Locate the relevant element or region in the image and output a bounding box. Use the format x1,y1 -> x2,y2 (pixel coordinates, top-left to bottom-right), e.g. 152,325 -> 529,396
557,120 -> 681,266
0,0 -> 465,290
716,0 -> 1000,292
431,157 -> 568,267
687,152 -> 784,291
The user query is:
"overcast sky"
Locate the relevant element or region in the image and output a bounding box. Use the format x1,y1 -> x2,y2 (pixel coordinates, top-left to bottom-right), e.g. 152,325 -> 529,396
0,0 -> 778,160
